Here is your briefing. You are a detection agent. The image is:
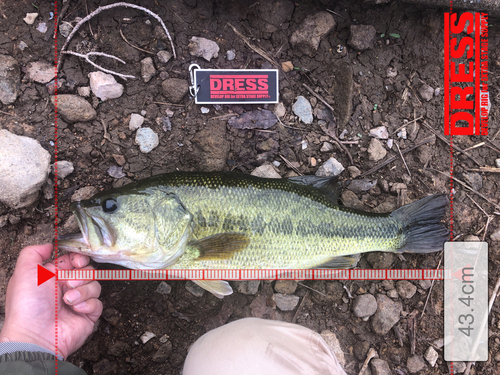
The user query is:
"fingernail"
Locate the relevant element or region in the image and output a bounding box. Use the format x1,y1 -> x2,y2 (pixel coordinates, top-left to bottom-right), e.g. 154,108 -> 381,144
68,280 -> 83,289
73,301 -> 87,310
65,289 -> 81,305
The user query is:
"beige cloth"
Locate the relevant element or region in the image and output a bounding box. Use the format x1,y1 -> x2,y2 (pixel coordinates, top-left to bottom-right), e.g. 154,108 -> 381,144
183,317 -> 347,375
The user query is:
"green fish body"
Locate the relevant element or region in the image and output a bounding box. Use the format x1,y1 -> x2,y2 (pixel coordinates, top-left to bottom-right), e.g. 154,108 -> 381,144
59,172 -> 448,297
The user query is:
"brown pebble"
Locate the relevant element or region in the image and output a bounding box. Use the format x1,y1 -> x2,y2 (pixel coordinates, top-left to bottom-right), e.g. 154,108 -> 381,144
113,154 -> 126,166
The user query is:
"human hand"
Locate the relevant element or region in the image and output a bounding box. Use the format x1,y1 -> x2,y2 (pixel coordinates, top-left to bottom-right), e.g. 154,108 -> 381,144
0,244 -> 103,359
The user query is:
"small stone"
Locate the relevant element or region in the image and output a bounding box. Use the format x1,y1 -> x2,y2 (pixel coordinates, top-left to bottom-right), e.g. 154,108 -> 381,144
108,341 -> 127,357
352,294 -> 378,318
310,157 -> 317,167
366,252 -> 395,269
0,54 -> 20,105
386,67 -> 397,78
36,22 -> 47,33
107,166 -> 126,179
185,280 -> 205,297
77,86 -> 91,97
348,179 -> 377,194
386,139 -> 393,148
129,113 -> 145,131
354,341 -> 370,361
320,330 -> 345,366
140,331 -> 156,344
397,128 -> 407,139
368,138 -> 387,161
201,107 -> 210,114
251,164 -> 281,179
396,280 -> 417,299
387,289 -> 399,299
462,172 -> 482,191
18,41 -> 28,50
292,96 -> 313,124
25,61 -> 54,84
490,229 -> 500,241
52,95 -> 96,123
152,342 -> 172,363
320,142 -> 334,152
434,87 -> 441,96
419,84 -> 434,101
274,293 -> 300,311
370,358 -> 392,375
341,190 -> 364,210
425,346 -> 439,367
63,215 -> 79,233
135,127 -> 159,154
281,61 -> 294,72
495,159 -> 500,168
102,307 -> 121,326
274,280 -> 297,294
0,130 -> 51,208
418,280 -> 432,290
407,355 -> 426,373
448,361 -> 466,373
159,334 -> 170,344
369,126 -> 389,140
226,49 -> 236,61
274,102 -> 286,118
141,57 -> 156,83
289,12 -> 336,57
23,13 -> 38,25
371,294 -> 402,335
316,157 -> 344,177
155,281 -> 172,295
71,186 -> 98,202
157,50 -> 172,64
89,71 -> 124,101
347,166 -> 361,178
113,154 -> 126,166
53,161 -> 74,180
59,22 -> 72,37
348,25 -> 377,51
236,280 -> 260,295
188,36 -> 219,61
162,78 -> 189,103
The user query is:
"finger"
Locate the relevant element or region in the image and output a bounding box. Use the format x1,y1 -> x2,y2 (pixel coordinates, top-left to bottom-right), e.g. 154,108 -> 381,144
56,253 -> 89,270
73,298 -> 103,322
64,280 -> 101,306
60,265 -> 96,295
17,244 -> 53,269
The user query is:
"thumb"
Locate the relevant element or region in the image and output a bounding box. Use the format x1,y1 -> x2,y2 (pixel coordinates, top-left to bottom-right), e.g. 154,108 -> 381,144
16,244 -> 54,270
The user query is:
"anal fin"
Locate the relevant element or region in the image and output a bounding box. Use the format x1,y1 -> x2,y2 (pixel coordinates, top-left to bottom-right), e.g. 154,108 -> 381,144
192,280 -> 233,299
313,254 -> 360,269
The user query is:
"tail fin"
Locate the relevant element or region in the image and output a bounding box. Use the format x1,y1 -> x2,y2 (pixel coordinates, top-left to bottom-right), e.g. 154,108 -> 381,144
390,194 -> 449,253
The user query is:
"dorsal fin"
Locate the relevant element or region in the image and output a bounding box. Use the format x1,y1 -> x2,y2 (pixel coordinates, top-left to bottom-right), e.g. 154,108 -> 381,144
287,175 -> 342,204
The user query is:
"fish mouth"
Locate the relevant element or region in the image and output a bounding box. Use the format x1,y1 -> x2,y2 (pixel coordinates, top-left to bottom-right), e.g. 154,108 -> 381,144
59,201 -> 117,254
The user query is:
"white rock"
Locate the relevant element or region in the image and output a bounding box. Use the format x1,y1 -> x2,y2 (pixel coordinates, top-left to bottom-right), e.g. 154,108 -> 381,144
25,61 -> 54,84
157,50 -> 172,64
316,157 -> 344,177
251,164 -> 281,179
226,49 -> 236,61
369,126 -> 389,139
320,331 -> 346,366
53,161 -> 74,180
387,139 -> 393,148
19,41 -> 28,50
141,57 -> 156,83
36,22 -> 47,33
23,13 -> 38,25
273,293 -> 300,311
129,114 -> 145,131
140,331 -> 156,344
59,22 -> 72,37
495,158 -> 500,168
274,102 -> 286,118
425,346 -> 439,367
77,86 -> 91,97
368,138 -> 387,161
201,107 -> 210,114
135,127 -> 159,153
397,128 -> 407,139
0,130 -> 51,208
292,96 -> 313,124
320,142 -> 334,152
89,71 -> 124,101
188,37 -> 219,61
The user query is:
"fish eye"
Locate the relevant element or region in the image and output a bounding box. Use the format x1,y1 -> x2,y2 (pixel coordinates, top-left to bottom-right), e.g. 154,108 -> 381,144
102,197 -> 118,213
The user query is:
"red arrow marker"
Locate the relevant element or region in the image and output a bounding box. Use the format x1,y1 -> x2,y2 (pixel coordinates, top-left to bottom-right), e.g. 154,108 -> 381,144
37,264 -> 56,286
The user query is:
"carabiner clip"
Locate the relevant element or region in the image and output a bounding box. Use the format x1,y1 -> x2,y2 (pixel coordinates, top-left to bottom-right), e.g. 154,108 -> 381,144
188,64 -> 201,98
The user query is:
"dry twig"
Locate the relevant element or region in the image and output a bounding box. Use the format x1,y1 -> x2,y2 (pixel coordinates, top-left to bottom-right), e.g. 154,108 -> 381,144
302,83 -> 335,114
396,143 -> 411,176
292,290 -> 309,324
279,154 -> 303,176
357,348 -> 377,375
62,51 -> 136,80
119,29 -> 155,54
57,2 -> 176,74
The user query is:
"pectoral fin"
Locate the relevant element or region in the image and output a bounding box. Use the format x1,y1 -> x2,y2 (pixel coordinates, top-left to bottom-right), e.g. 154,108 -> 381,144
190,233 -> 250,260
192,280 -> 233,299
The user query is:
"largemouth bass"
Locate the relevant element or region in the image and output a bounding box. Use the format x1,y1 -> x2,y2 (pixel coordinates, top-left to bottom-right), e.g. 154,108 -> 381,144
59,172 -> 448,297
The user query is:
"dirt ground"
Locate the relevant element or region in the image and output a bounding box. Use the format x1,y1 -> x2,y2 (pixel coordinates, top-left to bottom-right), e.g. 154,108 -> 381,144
0,0 -> 499,374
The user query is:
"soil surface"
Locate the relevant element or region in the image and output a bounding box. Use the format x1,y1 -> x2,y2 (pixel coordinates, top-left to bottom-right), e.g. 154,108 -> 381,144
1,0 -> 500,374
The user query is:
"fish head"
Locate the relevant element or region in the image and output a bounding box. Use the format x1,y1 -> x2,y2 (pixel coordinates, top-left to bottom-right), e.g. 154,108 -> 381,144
59,187 -> 193,269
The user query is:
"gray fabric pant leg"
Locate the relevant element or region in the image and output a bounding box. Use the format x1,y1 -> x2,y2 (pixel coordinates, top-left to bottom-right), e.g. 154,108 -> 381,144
183,317 -> 347,375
